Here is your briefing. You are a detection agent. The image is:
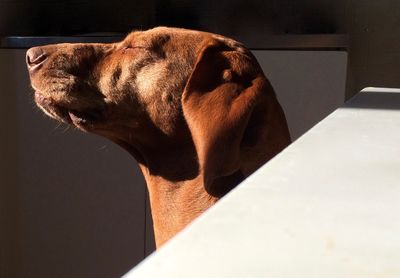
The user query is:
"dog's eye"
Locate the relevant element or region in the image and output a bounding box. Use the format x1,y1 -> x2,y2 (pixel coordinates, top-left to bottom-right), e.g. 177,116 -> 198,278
121,45 -> 148,52
122,45 -> 133,51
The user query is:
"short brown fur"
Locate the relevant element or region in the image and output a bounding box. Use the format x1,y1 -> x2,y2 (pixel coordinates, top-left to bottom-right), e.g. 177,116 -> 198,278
26,27 -> 291,247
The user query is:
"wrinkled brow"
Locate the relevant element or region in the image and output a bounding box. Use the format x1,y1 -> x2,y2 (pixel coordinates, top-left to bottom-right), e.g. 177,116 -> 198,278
123,32 -> 171,49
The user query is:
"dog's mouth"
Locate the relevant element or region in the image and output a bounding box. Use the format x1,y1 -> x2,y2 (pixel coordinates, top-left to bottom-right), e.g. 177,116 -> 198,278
34,91 -> 105,129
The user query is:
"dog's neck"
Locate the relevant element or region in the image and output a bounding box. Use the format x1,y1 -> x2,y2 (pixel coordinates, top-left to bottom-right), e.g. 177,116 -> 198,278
119,137 -> 216,247
112,123 -> 247,247
138,167 -> 218,247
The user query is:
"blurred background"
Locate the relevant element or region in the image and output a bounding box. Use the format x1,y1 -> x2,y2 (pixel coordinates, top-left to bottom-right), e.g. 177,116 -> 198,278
1,0 -> 400,96
1,1 -> 399,277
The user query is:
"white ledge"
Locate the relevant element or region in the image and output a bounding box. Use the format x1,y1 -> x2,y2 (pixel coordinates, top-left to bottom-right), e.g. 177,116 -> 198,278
124,88 -> 400,278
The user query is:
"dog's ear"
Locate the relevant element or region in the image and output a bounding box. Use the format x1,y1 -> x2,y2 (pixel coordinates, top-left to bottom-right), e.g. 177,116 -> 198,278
182,38 -> 285,196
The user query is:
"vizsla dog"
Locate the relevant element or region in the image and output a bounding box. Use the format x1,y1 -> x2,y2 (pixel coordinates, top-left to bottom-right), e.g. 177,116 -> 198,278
26,27 -> 291,247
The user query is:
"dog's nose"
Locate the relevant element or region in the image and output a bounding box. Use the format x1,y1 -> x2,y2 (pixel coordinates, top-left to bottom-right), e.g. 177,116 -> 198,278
26,47 -> 47,70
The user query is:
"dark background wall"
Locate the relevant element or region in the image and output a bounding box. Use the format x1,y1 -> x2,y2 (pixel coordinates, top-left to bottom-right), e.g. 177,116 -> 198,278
0,49 -> 154,278
1,0 -> 399,97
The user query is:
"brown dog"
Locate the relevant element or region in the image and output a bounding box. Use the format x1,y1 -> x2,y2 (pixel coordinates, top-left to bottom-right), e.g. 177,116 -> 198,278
26,27 -> 291,247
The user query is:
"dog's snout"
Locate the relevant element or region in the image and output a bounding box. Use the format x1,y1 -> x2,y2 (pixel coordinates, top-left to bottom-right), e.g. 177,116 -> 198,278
26,47 -> 47,71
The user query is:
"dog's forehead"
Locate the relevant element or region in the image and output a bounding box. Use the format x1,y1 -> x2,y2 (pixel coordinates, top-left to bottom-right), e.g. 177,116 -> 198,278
122,27 -> 210,47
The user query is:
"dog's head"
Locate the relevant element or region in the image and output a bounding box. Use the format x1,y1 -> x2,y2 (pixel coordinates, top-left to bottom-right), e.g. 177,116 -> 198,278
27,28 -> 204,136
27,27 -> 290,195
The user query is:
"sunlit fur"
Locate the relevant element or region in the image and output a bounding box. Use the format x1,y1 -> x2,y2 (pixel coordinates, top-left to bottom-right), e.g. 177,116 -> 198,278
27,27 -> 291,247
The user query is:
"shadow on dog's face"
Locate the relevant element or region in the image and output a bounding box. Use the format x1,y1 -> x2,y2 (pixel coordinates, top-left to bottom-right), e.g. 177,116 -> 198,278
27,27 -> 205,145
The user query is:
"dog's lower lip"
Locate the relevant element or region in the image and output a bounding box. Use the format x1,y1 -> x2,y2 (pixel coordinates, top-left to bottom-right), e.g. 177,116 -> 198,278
68,111 -> 85,124
68,109 -> 103,125
34,91 -> 50,105
34,92 -> 103,125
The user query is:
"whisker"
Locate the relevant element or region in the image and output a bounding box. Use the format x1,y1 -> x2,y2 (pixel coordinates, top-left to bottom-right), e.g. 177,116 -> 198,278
52,122 -> 63,132
98,145 -> 108,151
61,125 -> 70,133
